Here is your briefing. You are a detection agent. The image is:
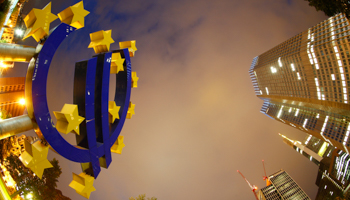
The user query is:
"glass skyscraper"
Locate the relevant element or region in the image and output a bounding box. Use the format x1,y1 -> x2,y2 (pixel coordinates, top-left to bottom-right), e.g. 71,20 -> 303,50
280,134 -> 350,199
257,170 -> 310,200
250,13 -> 350,153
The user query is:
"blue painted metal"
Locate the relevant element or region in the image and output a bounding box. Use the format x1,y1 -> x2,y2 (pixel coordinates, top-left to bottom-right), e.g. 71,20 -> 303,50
31,22 -> 132,179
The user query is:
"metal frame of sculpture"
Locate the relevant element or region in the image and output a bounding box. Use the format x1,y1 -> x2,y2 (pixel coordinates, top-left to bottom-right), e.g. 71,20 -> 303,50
0,1 -> 139,199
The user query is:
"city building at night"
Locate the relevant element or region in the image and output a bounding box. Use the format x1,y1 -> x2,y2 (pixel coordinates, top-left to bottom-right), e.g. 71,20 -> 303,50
280,133 -> 333,166
1,0 -> 28,43
250,13 -> 350,153
280,134 -> 350,199
257,170 -> 310,200
0,77 -> 25,118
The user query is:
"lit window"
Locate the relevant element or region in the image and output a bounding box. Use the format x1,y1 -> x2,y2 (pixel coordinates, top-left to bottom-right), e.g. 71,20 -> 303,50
338,60 -> 342,66
303,118 -> 308,128
291,63 -> 295,71
278,57 -> 282,67
270,67 -> 277,73
277,106 -> 284,118
265,87 -> 269,95
331,74 -> 336,80
295,109 -> 299,117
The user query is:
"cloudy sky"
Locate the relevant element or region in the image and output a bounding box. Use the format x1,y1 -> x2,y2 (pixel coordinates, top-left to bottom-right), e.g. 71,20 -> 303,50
7,0 -> 329,199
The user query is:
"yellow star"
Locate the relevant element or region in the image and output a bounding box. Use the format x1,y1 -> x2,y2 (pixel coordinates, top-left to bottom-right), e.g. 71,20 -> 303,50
108,101 -> 120,123
53,104 -> 85,135
58,1 -> 90,29
88,30 -> 115,54
23,2 -> 58,42
69,172 -> 96,199
111,135 -> 125,154
131,71 -> 139,88
110,52 -> 125,74
126,102 -> 135,119
119,40 -> 137,57
19,140 -> 53,179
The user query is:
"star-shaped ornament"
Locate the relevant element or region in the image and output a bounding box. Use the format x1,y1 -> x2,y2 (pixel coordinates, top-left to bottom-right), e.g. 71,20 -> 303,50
131,71 -> 139,88
108,101 -> 120,123
53,104 -> 85,135
69,172 -> 96,199
126,102 -> 135,119
58,1 -> 90,29
23,2 -> 58,42
111,136 -> 125,154
110,52 -> 125,74
88,30 -> 115,54
19,140 -> 53,179
119,40 -> 137,57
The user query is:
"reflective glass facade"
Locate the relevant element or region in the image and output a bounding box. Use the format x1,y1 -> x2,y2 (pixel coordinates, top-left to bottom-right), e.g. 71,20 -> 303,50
251,13 -> 350,153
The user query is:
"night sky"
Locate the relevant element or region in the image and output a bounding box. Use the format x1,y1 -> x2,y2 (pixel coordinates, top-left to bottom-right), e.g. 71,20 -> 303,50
6,0 -> 329,199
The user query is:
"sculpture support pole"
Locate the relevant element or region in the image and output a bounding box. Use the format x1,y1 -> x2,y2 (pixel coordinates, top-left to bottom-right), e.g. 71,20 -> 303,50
0,43 -> 36,62
0,114 -> 33,140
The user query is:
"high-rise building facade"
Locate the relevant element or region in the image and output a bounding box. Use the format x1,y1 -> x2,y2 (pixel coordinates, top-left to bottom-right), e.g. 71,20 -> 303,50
280,134 -> 350,199
257,170 -> 310,200
250,13 -> 350,153
280,133 -> 333,166
0,77 -> 25,118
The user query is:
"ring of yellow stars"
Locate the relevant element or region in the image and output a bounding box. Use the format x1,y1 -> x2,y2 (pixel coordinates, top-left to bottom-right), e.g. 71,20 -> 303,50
57,1 -> 90,29
119,40 -> 137,57
19,140 -> 53,179
108,101 -> 120,123
110,52 -> 125,74
111,135 -> 125,154
131,71 -> 139,88
88,30 -> 115,54
69,172 -> 96,199
126,102 -> 135,119
23,2 -> 58,42
53,104 -> 85,135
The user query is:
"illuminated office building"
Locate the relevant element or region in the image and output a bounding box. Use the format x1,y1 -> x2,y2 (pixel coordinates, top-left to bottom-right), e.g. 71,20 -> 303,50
280,134 -> 350,199
280,134 -> 334,166
250,13 -> 350,153
0,77 -> 25,118
257,170 -> 310,200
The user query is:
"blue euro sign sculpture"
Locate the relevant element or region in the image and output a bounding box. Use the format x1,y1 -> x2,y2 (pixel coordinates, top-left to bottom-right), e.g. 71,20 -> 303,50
30,23 -> 132,178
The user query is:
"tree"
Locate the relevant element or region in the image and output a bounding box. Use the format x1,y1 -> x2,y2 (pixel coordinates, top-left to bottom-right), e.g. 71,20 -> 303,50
129,194 -> 157,200
304,0 -> 350,19
4,155 -> 68,200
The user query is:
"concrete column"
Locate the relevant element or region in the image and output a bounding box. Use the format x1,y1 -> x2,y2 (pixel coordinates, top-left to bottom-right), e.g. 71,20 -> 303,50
0,114 -> 33,140
0,43 -> 36,62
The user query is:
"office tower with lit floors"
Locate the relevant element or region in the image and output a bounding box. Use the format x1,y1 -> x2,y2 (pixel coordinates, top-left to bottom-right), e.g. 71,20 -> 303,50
280,134 -> 350,199
258,170 -> 310,200
250,13 -> 350,154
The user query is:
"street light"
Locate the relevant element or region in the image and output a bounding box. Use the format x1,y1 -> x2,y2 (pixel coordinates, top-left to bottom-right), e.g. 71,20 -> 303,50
15,28 -> 24,37
26,193 -> 33,199
19,98 -> 25,105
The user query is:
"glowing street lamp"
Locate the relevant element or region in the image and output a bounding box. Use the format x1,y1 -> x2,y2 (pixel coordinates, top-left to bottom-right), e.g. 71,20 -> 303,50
15,28 -> 24,37
19,98 -> 25,105
26,193 -> 33,199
